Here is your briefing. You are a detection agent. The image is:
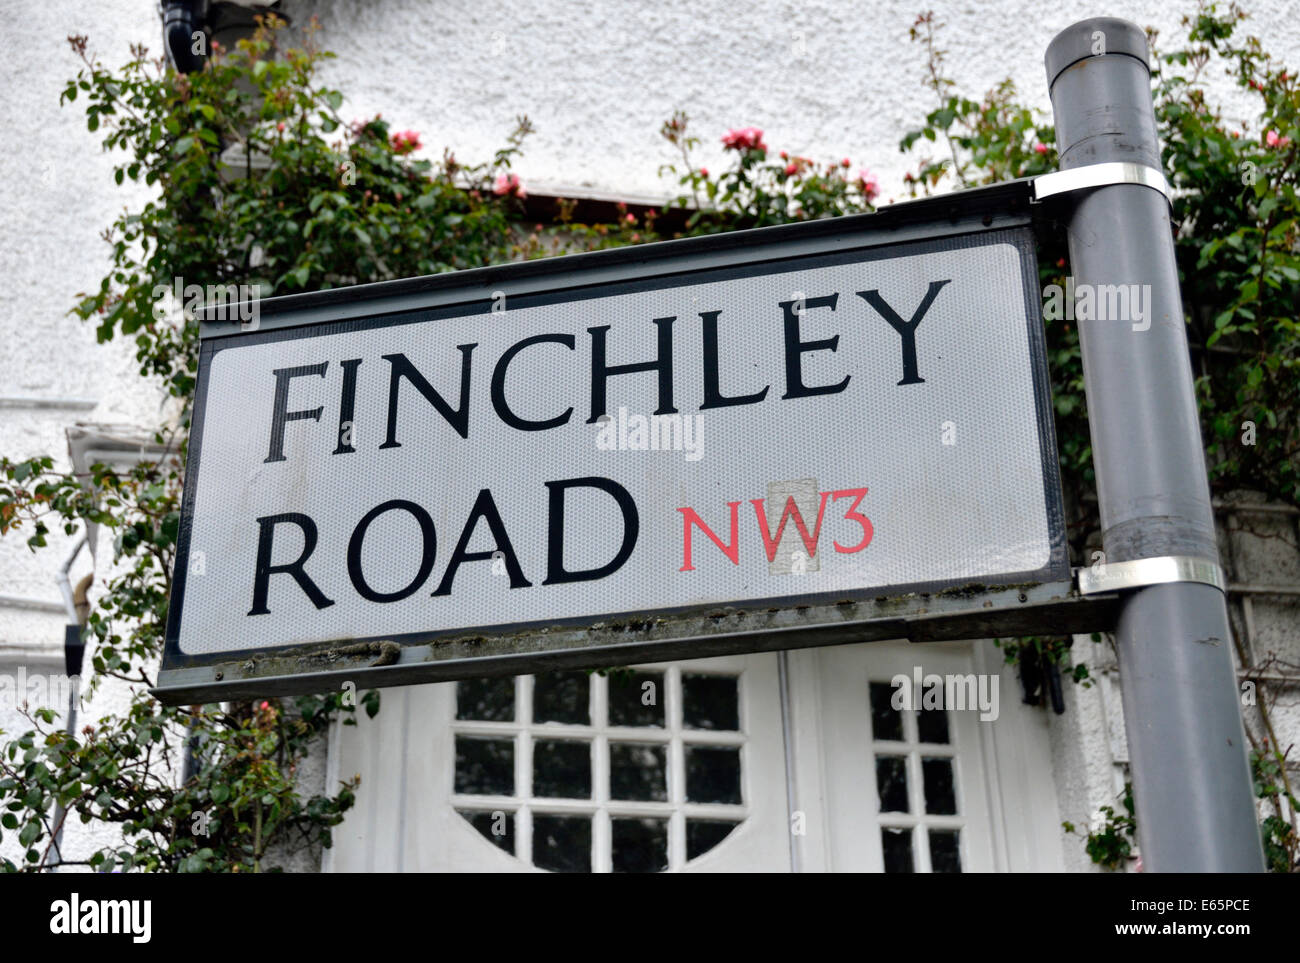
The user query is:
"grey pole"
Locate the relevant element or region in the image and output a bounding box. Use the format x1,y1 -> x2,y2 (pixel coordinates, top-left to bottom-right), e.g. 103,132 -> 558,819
1045,19 -> 1264,871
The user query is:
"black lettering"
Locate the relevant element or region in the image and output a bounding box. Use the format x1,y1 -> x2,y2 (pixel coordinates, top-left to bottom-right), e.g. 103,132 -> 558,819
587,318 -> 677,422
264,362 -> 327,463
491,333 -> 576,431
432,489 -> 531,595
347,499 -> 437,602
333,357 -> 363,454
248,512 -> 334,614
856,280 -> 951,386
379,346 -> 476,447
780,294 -> 849,399
699,310 -> 769,410
542,477 -> 639,585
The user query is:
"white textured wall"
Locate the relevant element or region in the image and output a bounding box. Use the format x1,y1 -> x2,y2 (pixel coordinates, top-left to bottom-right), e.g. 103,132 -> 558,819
1,0 -> 1295,871
0,0 -> 161,870
288,0 -> 1289,202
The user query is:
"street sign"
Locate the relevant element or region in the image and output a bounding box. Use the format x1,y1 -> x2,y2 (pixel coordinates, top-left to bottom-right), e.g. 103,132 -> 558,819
157,184 -> 1093,704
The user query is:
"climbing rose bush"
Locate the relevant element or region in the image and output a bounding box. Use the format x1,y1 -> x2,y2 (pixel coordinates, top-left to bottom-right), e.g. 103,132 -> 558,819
660,111 -> 881,231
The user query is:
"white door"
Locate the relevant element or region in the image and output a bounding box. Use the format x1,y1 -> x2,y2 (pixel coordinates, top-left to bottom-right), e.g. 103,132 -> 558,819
326,653 -> 791,872
785,639 -> 1064,873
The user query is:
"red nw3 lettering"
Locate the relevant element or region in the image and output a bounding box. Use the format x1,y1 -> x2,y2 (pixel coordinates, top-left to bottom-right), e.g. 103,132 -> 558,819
751,492 -> 830,562
677,486 -> 872,570
830,487 -> 873,553
677,502 -> 742,571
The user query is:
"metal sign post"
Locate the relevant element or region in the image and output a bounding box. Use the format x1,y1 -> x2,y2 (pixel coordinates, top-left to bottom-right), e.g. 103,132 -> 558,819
1045,18 -> 1264,871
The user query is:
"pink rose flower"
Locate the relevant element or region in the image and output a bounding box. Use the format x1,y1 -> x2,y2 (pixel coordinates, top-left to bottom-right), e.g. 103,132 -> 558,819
699,167 -> 708,178
390,129 -> 422,154
1265,129 -> 1292,147
784,162 -> 798,176
857,168 -> 880,201
722,127 -> 767,153
841,157 -> 851,167
1034,142 -> 1049,155
493,172 -> 526,198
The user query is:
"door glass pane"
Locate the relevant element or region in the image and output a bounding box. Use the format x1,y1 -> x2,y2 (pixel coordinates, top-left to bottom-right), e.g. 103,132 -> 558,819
608,670 -> 664,728
875,755 -> 909,812
456,677 -> 514,721
929,829 -> 962,872
454,737 -> 514,795
881,827 -> 914,873
533,739 -> 591,798
685,746 -> 741,803
869,681 -> 904,741
686,820 -> 740,860
611,817 -> 668,873
922,757 -> 957,815
609,742 -> 668,801
533,814 -> 591,873
458,809 -> 514,853
533,672 -> 589,725
917,707 -> 950,744
682,674 -> 739,730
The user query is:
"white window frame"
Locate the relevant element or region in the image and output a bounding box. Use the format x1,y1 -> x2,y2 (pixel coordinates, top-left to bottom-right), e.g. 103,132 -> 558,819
325,652 -> 791,872
785,639 -> 1066,872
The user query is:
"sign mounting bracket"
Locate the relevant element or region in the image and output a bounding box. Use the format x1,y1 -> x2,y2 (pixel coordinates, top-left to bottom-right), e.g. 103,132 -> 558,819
1031,161 -> 1173,206
1075,555 -> 1227,596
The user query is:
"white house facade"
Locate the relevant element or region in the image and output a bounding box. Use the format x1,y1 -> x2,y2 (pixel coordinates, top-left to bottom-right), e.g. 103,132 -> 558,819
1,0 -> 1296,874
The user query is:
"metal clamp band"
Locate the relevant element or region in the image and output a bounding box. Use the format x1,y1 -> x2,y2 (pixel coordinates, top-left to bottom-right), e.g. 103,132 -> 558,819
1032,161 -> 1173,205
1076,555 -> 1226,596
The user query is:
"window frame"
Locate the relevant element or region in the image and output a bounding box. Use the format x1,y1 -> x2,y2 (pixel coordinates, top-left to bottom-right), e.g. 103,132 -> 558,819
324,652 -> 791,872
449,664 -> 749,872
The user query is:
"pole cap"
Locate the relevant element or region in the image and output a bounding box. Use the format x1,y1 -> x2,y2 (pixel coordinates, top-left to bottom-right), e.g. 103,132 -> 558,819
1046,17 -> 1150,88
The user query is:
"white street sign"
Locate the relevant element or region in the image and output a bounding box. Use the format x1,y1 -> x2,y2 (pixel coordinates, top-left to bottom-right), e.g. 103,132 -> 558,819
160,199 -> 1073,702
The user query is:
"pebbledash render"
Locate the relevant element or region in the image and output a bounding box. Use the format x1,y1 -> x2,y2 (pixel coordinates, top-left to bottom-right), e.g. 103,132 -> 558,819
1,0 -> 1297,873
